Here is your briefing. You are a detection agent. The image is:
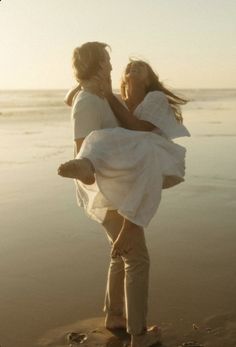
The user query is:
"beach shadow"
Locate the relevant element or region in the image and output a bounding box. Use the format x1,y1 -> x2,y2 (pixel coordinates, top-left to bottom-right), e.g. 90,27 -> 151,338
37,317 -> 165,347
105,328 -> 163,347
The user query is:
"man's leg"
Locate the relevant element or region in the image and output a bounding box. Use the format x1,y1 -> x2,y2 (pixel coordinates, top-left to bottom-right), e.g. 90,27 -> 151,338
117,219 -> 161,347
102,210 -> 126,328
116,220 -> 150,335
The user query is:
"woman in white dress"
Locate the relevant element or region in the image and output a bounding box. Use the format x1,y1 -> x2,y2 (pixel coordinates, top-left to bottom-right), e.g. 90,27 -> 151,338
59,60 -> 190,229
58,41 -> 190,347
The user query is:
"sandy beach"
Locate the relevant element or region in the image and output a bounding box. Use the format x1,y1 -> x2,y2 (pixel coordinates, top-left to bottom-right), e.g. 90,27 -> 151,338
0,89 -> 236,347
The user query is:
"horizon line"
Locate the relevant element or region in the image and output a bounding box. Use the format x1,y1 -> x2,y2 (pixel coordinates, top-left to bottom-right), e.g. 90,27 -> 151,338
1,87 -> 236,92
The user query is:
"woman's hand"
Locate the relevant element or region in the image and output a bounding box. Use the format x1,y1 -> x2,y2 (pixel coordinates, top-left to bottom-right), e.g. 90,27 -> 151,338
102,75 -> 113,97
95,70 -> 113,98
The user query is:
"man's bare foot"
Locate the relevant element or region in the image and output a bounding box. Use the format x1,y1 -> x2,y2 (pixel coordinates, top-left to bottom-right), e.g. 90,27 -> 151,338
57,158 -> 95,185
105,314 -> 127,330
131,325 -> 162,347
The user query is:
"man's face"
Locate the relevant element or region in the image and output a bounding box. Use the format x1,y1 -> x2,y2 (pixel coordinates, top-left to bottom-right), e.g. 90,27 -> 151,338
100,50 -> 112,78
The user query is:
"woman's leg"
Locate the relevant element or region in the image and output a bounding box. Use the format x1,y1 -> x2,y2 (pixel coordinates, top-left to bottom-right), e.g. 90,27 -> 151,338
102,210 -> 126,329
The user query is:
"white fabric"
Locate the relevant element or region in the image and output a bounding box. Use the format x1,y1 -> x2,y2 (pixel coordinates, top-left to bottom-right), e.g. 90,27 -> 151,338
135,91 -> 191,139
73,90 -> 190,227
72,90 -> 119,214
72,90 -> 119,139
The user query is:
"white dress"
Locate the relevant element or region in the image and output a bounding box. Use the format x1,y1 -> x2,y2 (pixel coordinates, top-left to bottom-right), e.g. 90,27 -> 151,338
75,91 -> 191,227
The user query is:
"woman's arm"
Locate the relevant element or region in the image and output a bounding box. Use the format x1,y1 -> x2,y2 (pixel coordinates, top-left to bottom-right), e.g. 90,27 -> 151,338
64,84 -> 81,107
106,92 -> 158,132
99,74 -> 160,132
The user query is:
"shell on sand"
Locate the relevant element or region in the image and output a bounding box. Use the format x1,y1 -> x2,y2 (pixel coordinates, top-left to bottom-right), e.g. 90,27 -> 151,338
37,316 -> 130,347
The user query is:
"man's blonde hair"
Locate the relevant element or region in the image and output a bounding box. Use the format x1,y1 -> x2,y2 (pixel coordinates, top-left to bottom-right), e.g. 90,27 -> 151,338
72,41 -> 110,82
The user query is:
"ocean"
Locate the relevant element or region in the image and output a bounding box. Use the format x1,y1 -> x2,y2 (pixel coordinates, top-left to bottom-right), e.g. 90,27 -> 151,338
0,88 -> 236,114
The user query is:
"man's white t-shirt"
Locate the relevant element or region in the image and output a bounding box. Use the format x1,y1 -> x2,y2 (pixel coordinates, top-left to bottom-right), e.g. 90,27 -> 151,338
71,90 -> 120,217
72,90 -> 119,142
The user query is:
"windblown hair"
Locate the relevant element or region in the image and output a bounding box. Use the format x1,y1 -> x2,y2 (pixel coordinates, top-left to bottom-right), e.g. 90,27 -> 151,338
120,59 -> 188,123
72,41 -> 110,82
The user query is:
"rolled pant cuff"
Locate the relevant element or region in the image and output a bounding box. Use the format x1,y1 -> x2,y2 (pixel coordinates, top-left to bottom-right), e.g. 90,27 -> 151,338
103,306 -> 124,316
127,327 -> 147,336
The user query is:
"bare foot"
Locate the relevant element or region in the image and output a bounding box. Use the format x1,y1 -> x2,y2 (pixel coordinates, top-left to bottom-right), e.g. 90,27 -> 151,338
105,314 -> 127,329
131,325 -> 162,347
57,158 -> 95,185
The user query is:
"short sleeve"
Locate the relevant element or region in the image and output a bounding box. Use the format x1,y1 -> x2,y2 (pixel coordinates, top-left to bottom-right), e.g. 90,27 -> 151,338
139,91 -> 191,139
72,95 -> 102,139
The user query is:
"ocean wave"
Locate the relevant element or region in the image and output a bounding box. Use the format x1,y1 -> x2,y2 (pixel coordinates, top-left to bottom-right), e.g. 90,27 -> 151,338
1,89 -> 235,112
195,134 -> 236,137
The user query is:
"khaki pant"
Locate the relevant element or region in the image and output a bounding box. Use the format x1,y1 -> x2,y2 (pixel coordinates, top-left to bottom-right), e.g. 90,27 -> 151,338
102,211 -> 150,335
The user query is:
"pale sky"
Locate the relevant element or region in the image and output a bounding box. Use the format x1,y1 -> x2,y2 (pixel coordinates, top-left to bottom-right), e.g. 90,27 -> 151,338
1,0 -> 236,89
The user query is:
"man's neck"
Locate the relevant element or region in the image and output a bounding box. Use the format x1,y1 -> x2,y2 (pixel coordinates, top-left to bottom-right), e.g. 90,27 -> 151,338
81,79 -> 104,98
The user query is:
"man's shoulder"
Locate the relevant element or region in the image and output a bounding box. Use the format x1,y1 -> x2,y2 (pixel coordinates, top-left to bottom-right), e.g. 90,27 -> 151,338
74,90 -> 102,107
72,91 -> 102,117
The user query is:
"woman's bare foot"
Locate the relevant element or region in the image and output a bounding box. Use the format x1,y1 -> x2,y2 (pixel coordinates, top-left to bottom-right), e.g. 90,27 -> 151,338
105,314 -> 127,329
57,158 -> 95,185
131,325 -> 162,347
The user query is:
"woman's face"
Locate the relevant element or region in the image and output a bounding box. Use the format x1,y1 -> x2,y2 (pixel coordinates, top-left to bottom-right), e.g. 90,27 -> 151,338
125,62 -> 150,87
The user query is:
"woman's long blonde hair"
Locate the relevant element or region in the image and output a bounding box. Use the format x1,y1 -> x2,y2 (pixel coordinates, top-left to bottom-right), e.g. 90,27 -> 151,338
120,59 -> 188,123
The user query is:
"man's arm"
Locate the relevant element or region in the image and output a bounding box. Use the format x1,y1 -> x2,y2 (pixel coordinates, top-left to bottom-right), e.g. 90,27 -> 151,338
64,85 -> 81,107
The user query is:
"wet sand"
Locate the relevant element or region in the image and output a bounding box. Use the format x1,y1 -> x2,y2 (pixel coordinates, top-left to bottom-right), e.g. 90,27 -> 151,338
0,92 -> 236,347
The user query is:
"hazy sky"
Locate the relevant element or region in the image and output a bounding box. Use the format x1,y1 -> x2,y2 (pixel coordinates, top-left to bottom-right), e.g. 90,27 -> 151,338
1,0 -> 236,89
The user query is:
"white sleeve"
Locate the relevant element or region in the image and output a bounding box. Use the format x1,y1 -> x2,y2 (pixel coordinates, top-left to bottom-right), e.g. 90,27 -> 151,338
72,97 -> 102,139
140,91 -> 191,139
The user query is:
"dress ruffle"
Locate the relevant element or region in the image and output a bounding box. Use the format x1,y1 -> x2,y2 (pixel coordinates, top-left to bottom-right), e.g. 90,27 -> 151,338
75,127 -> 186,227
